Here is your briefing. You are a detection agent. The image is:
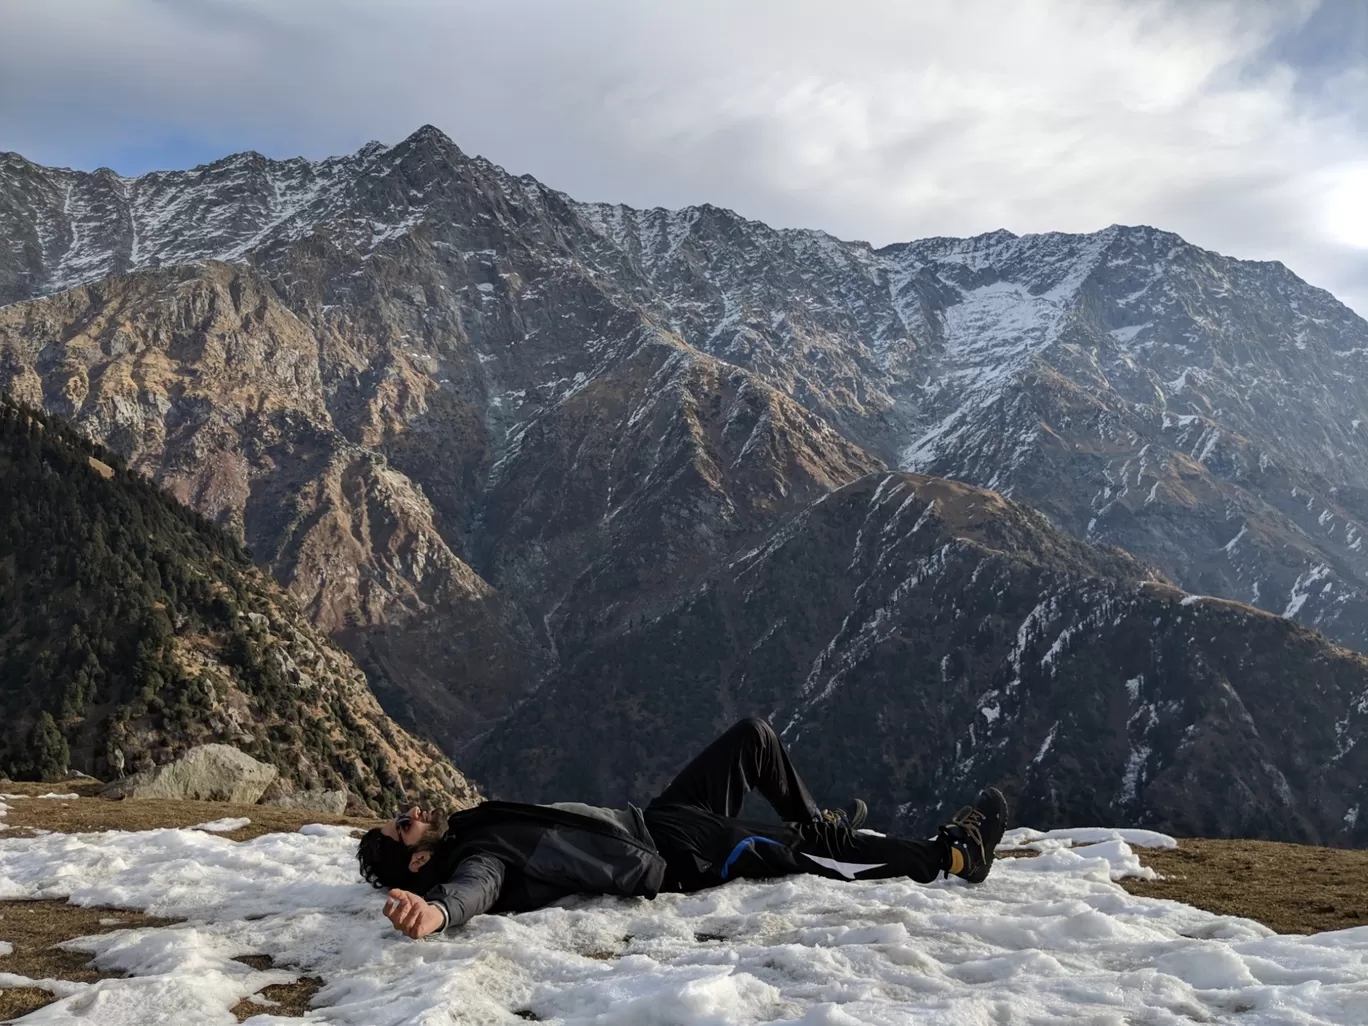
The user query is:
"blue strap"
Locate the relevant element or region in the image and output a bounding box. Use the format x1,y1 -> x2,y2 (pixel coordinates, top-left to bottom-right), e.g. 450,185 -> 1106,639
719,835 -> 786,880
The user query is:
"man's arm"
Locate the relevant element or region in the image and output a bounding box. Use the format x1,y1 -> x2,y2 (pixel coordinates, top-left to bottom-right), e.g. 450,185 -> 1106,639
383,889 -> 445,939
381,854 -> 507,940
424,852 -> 506,930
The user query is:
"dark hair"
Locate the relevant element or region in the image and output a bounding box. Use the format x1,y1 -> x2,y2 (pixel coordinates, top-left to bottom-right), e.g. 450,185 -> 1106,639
356,828 -> 414,890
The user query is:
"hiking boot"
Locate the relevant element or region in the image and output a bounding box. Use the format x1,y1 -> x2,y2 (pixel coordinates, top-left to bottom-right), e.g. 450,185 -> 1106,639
820,798 -> 868,831
940,787 -> 1008,883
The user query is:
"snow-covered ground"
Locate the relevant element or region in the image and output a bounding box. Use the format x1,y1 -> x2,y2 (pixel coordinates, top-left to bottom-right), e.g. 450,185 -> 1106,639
0,808 -> 1365,1025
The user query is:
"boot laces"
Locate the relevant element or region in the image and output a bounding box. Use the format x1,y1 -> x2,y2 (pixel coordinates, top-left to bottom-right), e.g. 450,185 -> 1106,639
950,806 -> 986,853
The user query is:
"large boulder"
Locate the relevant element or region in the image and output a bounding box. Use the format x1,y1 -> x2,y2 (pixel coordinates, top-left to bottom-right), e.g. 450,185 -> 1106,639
100,744 -> 277,803
263,789 -> 349,816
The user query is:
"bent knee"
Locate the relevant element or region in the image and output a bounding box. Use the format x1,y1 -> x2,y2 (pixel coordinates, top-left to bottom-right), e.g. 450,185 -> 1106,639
732,716 -> 776,739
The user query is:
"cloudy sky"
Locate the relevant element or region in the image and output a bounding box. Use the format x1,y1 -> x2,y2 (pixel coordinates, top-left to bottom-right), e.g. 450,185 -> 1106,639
3,0 -> 1367,314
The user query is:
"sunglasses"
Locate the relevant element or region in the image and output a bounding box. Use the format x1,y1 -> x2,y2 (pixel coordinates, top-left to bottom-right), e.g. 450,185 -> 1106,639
395,811 -> 414,832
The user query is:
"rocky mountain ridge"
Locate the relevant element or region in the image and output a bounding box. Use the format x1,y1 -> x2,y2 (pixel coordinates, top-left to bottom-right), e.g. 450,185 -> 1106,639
577,208 -> 1368,654
3,127 -> 1367,841
5,130 -> 1366,654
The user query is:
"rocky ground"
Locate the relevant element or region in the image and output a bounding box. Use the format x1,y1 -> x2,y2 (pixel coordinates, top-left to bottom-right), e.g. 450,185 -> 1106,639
1,784 -> 1364,1021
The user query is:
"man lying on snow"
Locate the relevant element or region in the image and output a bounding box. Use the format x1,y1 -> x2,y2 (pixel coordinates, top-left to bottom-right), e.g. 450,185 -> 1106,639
356,717 -> 1008,939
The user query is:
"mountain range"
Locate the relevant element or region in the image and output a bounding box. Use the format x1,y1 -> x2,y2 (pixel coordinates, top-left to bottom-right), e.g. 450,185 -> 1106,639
2,126 -> 1366,843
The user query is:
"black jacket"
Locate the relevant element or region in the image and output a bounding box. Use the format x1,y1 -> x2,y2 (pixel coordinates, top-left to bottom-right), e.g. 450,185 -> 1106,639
420,801 -> 666,929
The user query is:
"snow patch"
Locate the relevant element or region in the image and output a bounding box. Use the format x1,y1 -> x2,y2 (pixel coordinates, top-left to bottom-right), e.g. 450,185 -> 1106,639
1284,563 -> 1331,618
1001,826 -> 1178,850
998,832 -> 1162,881
1032,723 -> 1058,764
8,819 -> 1367,1024
1119,743 -> 1152,805
1223,523 -> 1248,553
1109,323 -> 1149,342
191,818 -> 251,833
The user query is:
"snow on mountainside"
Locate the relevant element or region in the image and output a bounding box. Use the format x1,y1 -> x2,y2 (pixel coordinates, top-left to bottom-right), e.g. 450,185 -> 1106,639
3,804 -> 1366,1026
577,204 -> 1367,480
0,141 -> 396,303
0,127 -> 559,307
577,201 -> 1368,653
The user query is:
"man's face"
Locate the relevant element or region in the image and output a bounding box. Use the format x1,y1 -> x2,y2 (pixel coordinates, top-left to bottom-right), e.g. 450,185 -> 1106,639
380,806 -> 437,845
377,809 -> 445,875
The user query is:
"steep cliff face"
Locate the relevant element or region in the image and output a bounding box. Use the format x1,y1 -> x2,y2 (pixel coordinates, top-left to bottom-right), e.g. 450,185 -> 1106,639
475,334 -> 880,650
4,129 -> 1368,840
471,473 -> 1368,846
0,400 -> 474,812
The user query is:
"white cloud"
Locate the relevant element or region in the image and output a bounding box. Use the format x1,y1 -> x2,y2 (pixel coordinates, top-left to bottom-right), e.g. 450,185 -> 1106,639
1320,165 -> 1368,248
2,0 -> 1366,314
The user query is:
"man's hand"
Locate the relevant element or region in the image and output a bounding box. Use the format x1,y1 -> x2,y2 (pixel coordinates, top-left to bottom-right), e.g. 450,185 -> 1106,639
383,889 -> 444,939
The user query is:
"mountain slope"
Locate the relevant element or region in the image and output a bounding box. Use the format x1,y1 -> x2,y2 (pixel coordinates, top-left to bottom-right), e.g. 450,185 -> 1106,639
472,472 -> 1368,846
0,132 -> 881,749
0,398 -> 474,811
574,213 -> 1368,653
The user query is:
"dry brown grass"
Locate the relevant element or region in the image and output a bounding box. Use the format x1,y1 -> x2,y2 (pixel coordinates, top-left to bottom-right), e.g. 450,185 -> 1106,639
1,782 -> 377,842
0,899 -> 181,1020
1123,837 -> 1368,935
227,954 -> 325,1021
228,976 -> 326,1022
0,786 -> 379,1019
0,987 -> 55,1022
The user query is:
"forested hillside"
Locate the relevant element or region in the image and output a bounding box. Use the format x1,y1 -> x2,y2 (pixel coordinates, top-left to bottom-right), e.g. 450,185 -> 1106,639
0,399 -> 474,811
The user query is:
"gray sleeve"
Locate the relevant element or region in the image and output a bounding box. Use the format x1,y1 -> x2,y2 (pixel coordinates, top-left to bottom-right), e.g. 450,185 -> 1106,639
423,853 -> 505,929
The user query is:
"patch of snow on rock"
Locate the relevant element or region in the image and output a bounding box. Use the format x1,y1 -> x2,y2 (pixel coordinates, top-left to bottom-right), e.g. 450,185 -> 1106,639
1001,826 -> 1178,850
190,818 -> 251,833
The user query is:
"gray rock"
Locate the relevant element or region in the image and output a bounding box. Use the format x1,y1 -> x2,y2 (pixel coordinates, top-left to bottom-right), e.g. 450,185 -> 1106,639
100,744 -> 276,803
262,789 -> 349,816
256,776 -> 293,804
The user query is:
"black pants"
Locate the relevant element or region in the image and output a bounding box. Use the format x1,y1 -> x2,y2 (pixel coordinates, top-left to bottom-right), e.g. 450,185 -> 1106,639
642,717 -> 949,892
